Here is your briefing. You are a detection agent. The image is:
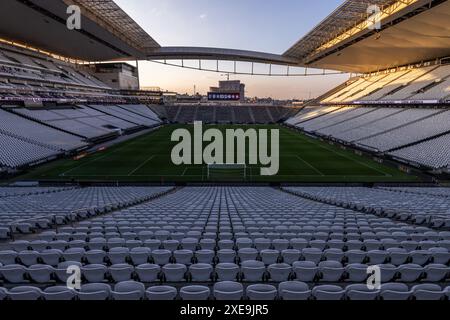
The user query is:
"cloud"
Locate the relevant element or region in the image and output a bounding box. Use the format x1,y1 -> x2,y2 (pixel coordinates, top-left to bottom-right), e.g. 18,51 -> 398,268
199,13 -> 207,19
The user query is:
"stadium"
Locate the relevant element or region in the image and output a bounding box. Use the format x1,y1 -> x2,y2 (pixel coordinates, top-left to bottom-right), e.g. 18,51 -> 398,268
0,0 -> 449,309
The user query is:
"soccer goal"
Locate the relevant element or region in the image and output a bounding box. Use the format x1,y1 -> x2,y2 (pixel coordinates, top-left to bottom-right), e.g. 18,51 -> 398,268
206,163 -> 247,181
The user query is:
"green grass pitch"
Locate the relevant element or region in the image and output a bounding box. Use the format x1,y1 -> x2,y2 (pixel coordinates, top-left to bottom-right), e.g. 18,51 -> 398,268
17,124 -> 419,183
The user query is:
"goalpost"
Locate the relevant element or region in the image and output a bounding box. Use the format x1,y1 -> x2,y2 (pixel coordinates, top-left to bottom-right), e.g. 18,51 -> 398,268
207,163 -> 247,181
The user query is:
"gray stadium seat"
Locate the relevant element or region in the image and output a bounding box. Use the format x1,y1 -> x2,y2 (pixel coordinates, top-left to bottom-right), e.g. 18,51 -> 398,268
112,281 -> 146,300
213,281 -> 244,300
162,263 -> 187,282
43,286 -> 77,301
278,281 -> 311,300
135,264 -> 161,282
345,284 -> 380,300
246,284 -> 278,300
146,286 -> 178,301
180,285 -> 211,300
82,264 -> 107,283
312,285 -> 345,300
216,263 -> 240,281
189,263 -> 213,282
7,286 -> 43,300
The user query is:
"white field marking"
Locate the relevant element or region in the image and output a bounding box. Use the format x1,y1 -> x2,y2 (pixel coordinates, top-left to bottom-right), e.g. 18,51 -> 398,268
59,137 -> 146,177
295,133 -> 392,177
128,155 -> 155,176
295,155 -> 325,176
60,153 -> 112,177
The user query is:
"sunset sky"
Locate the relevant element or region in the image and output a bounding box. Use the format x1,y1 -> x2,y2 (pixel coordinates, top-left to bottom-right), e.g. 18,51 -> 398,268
114,0 -> 349,99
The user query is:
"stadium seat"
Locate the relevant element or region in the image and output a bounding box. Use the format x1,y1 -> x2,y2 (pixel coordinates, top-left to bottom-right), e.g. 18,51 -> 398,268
63,248 -> 85,263
108,247 -> 130,265
135,264 -> 161,282
213,281 -> 244,300
312,285 -> 345,300
189,263 -> 213,282
109,264 -> 134,282
0,250 -> 18,265
246,284 -> 278,300
146,286 -> 178,301
412,284 -> 445,300
318,261 -> 344,282
112,281 -> 146,300
216,263 -> 240,281
260,249 -> 280,265
162,263 -> 187,282
398,264 -> 424,282
82,264 -> 107,283
0,264 -> 26,283
180,285 -> 211,300
195,250 -> 215,264
0,287 -> 7,301
268,263 -> 292,281
174,249 -> 194,265
40,249 -> 63,266
380,283 -> 411,300
78,283 -> 111,300
292,261 -> 318,282
278,281 -> 311,300
346,264 -> 370,282
241,260 -> 266,282
18,250 -> 39,266
301,248 -> 323,264
27,264 -> 54,283
7,286 -> 43,300
152,249 -> 172,265
217,249 -> 236,263
345,284 -> 380,300
43,286 -> 77,301
238,248 -> 259,262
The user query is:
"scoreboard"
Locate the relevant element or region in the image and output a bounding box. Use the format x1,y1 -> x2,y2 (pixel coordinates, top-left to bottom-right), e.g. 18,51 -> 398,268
207,92 -> 241,101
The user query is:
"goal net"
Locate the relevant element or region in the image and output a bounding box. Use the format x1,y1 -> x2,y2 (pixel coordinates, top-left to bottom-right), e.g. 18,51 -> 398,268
207,164 -> 247,181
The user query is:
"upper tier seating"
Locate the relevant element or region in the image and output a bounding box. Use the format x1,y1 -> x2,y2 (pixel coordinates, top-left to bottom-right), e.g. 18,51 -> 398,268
390,133 -> 450,169
358,110 -> 450,152
0,46 -> 110,90
286,107 -> 450,166
13,106 -> 136,139
165,105 -> 299,124
0,132 -> 59,168
322,64 -> 450,103
0,108 -> 86,151
117,105 -> 160,121
89,105 -> 160,127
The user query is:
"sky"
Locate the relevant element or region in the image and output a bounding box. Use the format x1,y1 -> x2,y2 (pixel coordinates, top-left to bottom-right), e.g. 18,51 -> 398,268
114,0 -> 349,99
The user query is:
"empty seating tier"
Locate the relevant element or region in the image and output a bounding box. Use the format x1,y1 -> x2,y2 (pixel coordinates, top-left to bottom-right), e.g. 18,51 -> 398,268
0,186 -> 449,300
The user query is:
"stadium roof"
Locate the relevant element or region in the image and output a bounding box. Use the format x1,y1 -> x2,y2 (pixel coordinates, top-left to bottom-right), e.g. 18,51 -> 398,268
284,0 -> 398,61
284,0 -> 450,73
1,0 -> 449,73
146,47 -> 299,65
0,0 -> 299,65
0,0 -> 161,61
